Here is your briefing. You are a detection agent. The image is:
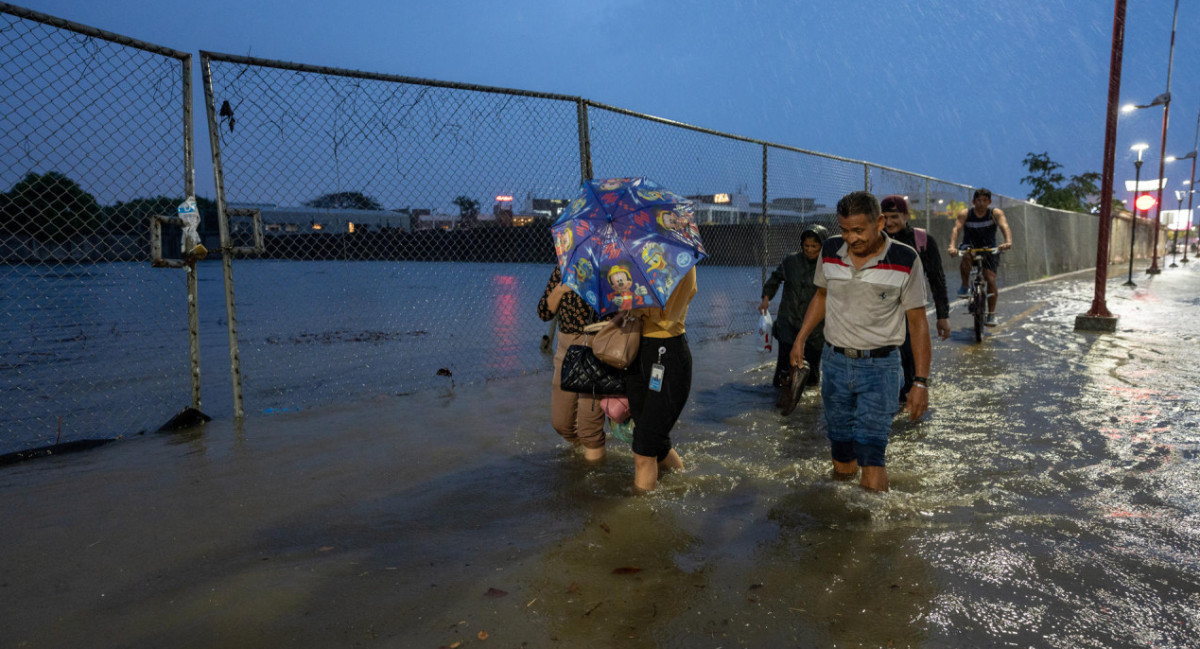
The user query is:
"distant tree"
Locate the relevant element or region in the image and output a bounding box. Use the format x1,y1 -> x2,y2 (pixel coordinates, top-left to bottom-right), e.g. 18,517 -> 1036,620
196,196 -> 219,233
304,191 -> 383,211
0,171 -> 102,242
1020,152 -> 1100,213
942,200 -> 969,219
103,196 -> 218,234
452,195 -> 480,228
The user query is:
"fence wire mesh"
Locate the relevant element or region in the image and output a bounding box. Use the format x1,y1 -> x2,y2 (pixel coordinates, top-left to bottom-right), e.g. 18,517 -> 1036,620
203,53 -> 586,416
200,51 -> 1164,420
586,104 -> 775,340
2,3 -> 1161,453
1,4 -> 194,455
766,147 -> 866,252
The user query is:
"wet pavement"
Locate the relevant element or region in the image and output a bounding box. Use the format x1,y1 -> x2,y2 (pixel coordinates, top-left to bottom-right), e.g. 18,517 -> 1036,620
2,261 -> 1198,648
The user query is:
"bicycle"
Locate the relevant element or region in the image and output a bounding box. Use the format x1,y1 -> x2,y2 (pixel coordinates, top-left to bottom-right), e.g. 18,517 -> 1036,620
960,246 -> 999,343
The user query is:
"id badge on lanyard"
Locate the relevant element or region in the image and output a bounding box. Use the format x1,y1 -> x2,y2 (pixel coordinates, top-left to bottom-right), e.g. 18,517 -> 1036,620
649,346 -> 667,392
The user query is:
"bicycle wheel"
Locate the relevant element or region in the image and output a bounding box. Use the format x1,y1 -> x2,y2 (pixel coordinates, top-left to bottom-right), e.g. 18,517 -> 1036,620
972,281 -> 986,342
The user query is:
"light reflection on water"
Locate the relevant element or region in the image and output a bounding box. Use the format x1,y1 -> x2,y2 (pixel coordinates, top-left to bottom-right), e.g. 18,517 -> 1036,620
2,268 -> 1199,647
488,274 -> 522,373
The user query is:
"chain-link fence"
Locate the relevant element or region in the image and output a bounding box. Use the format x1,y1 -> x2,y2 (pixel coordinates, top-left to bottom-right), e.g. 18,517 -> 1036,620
200,52 -> 587,418
199,49 -> 1165,421
2,2 -> 1161,454
0,3 -> 197,455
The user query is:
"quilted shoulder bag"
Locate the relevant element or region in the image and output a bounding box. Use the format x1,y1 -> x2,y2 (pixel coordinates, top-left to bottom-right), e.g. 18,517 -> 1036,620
560,344 -> 626,395
589,313 -> 642,370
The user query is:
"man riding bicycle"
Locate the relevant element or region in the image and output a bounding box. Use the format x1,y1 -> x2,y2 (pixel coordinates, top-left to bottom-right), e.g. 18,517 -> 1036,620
947,188 -> 1013,327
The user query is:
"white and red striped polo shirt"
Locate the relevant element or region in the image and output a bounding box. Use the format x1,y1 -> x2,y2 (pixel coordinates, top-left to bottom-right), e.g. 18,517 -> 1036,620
814,235 -> 927,351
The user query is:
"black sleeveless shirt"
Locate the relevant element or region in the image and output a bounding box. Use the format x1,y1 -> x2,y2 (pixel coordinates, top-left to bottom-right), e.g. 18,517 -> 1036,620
963,207 -> 997,248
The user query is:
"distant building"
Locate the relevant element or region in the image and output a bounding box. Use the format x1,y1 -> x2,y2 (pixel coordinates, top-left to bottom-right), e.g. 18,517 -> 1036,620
415,212 -> 459,230
492,201 -> 517,226
686,192 -> 829,225
891,191 -> 967,218
228,204 -> 414,233
688,192 -> 753,224
524,196 -> 571,221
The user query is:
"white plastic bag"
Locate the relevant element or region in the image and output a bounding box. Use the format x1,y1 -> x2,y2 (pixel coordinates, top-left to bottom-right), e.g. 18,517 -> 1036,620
757,312 -> 773,353
178,196 -> 200,254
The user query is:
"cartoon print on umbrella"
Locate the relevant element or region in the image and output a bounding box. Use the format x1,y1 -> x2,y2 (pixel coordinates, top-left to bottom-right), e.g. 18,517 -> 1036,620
552,177 -> 706,316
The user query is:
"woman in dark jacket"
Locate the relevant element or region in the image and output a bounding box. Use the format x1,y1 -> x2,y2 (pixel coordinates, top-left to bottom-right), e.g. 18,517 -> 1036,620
759,226 -> 827,405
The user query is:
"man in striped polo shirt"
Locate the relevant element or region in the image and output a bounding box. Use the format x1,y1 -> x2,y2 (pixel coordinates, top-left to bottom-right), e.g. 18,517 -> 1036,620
789,191 -> 930,492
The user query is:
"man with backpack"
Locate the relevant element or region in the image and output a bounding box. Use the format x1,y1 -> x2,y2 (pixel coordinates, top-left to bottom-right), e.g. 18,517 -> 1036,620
881,195 -> 950,405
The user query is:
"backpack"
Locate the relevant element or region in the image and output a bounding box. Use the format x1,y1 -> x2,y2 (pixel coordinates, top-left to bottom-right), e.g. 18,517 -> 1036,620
913,227 -> 928,253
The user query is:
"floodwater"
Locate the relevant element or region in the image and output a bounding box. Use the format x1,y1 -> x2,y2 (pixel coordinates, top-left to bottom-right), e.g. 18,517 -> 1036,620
0,261 -> 766,454
1,263 -> 1198,648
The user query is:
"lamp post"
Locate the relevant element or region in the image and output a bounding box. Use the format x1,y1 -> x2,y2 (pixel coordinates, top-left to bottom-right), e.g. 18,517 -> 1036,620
1165,151 -> 1196,267
1125,143 -> 1150,287
1183,182 -> 1194,263
1182,105 -> 1200,264
1122,94 -> 1169,275
1150,0 -> 1179,274
1170,189 -> 1183,267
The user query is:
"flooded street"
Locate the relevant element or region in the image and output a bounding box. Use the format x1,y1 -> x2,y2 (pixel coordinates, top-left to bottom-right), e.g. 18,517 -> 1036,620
2,263 -> 1198,648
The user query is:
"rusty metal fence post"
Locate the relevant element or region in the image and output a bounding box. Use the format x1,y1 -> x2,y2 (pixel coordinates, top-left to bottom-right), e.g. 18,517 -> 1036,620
199,52 -> 246,419
577,99 -> 593,184
760,144 -> 769,286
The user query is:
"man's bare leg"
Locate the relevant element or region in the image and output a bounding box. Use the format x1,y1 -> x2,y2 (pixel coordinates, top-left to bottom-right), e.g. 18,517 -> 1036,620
985,269 -> 999,313
860,466 -> 889,492
583,445 -> 606,463
832,458 -> 859,480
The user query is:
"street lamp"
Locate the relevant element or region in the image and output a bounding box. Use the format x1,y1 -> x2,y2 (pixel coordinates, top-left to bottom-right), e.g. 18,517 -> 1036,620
1125,142 -> 1150,287
1121,93 -> 1169,114
1122,91 -> 1173,274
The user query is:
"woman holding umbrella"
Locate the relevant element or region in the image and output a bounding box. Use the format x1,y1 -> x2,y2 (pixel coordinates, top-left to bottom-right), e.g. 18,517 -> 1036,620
552,177 -> 706,492
626,265 -> 697,492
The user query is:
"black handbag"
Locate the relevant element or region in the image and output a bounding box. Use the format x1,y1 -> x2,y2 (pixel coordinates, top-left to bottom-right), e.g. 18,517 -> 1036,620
560,344 -> 626,395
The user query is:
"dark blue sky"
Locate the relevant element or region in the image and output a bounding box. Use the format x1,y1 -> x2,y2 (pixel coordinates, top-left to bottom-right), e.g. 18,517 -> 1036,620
16,0 -> 1200,203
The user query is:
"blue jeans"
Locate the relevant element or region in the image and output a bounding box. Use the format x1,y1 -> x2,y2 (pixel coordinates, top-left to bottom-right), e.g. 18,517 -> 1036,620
820,344 -> 902,467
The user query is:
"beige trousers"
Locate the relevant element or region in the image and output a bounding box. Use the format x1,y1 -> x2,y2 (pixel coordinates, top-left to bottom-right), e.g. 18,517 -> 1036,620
551,331 -> 606,449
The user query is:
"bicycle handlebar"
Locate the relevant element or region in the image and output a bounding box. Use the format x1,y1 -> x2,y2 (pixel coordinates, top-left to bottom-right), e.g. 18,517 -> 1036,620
960,245 -> 1000,255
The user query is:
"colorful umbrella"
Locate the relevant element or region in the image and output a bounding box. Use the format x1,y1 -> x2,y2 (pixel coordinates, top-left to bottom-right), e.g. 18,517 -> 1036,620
551,177 -> 707,316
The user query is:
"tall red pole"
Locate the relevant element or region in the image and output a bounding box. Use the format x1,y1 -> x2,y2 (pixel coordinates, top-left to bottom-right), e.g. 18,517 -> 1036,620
1085,0 -> 1127,320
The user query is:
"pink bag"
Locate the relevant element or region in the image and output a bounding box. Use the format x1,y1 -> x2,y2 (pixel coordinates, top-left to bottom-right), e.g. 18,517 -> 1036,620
600,395 -> 630,423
